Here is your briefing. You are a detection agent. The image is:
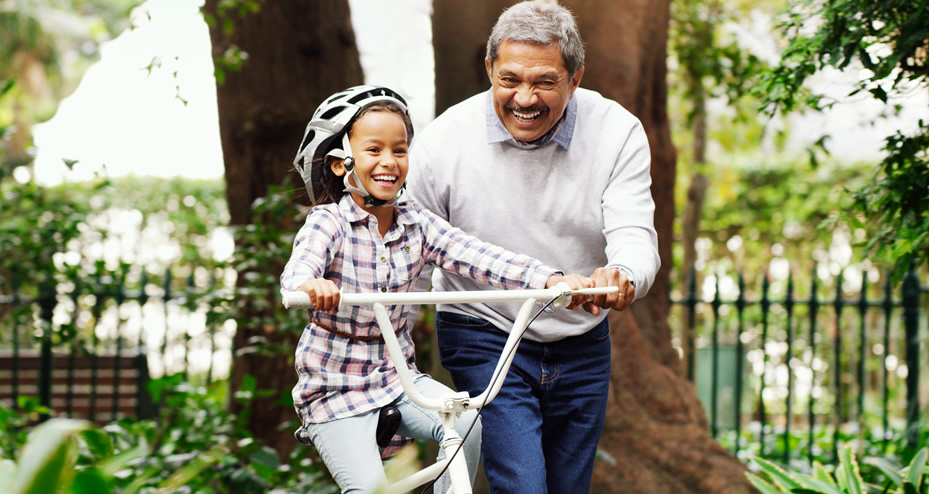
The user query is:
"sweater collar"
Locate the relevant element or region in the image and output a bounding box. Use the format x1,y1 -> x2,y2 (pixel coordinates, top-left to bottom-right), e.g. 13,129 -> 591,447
484,89 -> 576,150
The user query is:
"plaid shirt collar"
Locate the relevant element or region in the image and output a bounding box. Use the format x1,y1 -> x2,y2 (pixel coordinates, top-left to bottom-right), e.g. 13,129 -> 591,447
484,89 -> 577,150
337,194 -> 421,241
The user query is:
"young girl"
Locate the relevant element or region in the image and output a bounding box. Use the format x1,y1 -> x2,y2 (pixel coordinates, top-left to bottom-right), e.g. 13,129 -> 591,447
281,85 -> 590,493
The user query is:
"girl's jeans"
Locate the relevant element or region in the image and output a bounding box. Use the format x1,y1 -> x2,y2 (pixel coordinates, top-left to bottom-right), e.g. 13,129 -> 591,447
303,374 -> 481,493
436,311 -> 611,494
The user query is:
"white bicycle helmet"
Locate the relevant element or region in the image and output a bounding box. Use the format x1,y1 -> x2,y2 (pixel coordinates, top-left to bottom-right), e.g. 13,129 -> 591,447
293,85 -> 411,206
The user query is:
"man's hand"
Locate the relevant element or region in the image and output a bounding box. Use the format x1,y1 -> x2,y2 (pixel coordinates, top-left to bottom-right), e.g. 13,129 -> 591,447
583,267 -> 635,315
299,278 -> 340,313
545,274 -> 594,311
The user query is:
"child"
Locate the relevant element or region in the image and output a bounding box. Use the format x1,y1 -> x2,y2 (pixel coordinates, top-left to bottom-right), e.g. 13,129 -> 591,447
281,85 -> 590,493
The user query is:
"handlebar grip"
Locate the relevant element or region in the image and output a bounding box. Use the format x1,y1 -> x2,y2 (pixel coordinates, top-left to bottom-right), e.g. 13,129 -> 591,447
282,290 -> 312,309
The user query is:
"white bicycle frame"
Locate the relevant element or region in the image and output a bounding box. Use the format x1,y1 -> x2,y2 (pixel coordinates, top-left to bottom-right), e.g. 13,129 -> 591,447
281,283 -> 617,494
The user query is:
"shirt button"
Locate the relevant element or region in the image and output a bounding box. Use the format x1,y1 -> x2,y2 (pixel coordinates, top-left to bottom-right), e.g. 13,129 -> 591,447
380,286 -> 387,292
380,256 -> 387,262
404,246 -> 410,253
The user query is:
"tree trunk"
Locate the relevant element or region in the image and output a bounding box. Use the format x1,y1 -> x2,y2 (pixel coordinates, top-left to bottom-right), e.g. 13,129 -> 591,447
432,0 -> 511,115
203,0 -> 363,454
431,0 -> 755,492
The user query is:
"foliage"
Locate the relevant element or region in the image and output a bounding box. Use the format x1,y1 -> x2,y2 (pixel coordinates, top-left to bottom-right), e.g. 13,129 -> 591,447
754,0 -> 929,280
0,0 -> 142,174
0,172 -> 96,298
673,157 -> 874,293
0,172 -> 229,288
229,185 -> 308,357
0,172 -> 231,367
200,0 -> 262,84
747,445 -> 928,494
0,378 -> 337,493
669,0 -> 769,130
847,123 -> 929,281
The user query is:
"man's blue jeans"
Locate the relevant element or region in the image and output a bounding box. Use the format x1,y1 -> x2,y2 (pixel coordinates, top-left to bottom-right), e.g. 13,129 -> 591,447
436,311 -> 611,494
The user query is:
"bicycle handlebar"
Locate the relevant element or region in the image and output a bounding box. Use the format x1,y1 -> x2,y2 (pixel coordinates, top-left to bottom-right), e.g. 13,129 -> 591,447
280,284 -> 619,311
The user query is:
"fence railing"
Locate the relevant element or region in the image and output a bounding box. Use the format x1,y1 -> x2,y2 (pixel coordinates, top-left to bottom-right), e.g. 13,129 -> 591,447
672,261 -> 927,463
0,268 -> 235,422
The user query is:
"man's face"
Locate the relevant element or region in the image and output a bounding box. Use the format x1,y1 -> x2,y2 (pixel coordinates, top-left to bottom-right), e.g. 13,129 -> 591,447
486,40 -> 584,142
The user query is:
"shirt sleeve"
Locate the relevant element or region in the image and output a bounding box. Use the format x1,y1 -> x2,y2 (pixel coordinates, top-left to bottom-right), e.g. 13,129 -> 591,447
601,118 -> 661,298
280,208 -> 344,292
417,208 -> 557,289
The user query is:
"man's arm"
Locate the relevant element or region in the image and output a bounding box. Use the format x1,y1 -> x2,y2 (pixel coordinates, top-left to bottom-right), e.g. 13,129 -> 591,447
592,118 -> 660,312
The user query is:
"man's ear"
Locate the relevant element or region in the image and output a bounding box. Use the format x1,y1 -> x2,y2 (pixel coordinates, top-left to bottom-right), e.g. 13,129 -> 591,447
330,158 -> 346,177
569,66 -> 585,96
485,58 -> 493,84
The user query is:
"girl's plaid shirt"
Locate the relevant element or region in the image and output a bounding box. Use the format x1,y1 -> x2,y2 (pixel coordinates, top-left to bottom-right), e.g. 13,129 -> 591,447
281,194 -> 556,425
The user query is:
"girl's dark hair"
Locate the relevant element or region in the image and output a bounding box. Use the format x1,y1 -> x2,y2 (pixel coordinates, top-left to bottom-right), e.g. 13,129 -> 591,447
313,101 -> 413,205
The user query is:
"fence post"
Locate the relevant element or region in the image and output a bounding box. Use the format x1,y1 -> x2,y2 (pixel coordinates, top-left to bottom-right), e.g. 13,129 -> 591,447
37,277 -> 57,421
161,269 -> 173,373
832,271 -> 844,461
710,275 -> 721,438
11,275 -> 21,410
686,265 -> 697,381
735,274 -> 746,454
901,260 -> 921,450
759,274 -> 771,457
113,266 -> 127,420
783,273 -> 795,464
856,272 -> 868,433
881,275 -> 893,451
807,269 -> 819,466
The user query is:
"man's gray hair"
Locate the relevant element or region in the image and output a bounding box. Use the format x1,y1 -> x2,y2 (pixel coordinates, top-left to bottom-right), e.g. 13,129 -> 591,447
486,1 -> 585,76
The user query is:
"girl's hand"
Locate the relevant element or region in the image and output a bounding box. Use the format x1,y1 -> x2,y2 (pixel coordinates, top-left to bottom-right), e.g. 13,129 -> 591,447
545,274 -> 593,311
299,278 -> 340,313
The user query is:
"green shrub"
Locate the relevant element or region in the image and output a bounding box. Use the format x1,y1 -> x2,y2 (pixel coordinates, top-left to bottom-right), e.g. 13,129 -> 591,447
747,445 -> 928,494
0,378 -> 337,493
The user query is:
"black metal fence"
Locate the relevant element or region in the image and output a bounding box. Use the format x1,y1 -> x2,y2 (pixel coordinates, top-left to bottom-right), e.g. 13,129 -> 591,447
0,267 -> 234,422
672,262 -> 927,462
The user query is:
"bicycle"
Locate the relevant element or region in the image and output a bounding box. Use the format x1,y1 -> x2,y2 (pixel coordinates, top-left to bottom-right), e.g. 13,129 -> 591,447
281,283 -> 618,494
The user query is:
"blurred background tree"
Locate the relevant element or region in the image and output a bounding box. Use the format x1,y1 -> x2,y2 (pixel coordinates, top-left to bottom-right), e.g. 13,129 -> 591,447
754,0 -> 929,280
0,0 -> 140,177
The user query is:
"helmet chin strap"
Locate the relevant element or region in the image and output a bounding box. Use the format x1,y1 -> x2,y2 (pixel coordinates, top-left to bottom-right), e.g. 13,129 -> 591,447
335,133 -> 404,207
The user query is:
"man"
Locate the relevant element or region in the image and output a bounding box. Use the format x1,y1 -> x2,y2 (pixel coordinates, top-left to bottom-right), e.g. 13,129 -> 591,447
407,1 -> 660,492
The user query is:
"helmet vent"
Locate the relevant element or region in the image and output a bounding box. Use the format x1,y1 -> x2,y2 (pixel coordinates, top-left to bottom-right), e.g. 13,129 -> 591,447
348,91 -> 373,104
298,129 -> 316,152
319,106 -> 346,120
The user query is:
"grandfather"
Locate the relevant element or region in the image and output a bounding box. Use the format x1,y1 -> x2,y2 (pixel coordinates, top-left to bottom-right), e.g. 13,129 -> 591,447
407,1 -> 660,492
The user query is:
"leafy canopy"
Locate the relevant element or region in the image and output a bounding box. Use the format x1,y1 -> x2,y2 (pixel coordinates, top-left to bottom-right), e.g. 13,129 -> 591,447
754,0 -> 929,280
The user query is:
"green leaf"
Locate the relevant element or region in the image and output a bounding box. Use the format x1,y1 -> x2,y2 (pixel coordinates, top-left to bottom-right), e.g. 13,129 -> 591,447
79,429 -> 113,459
70,468 -> 111,494
869,86 -> 888,103
862,457 -> 903,487
12,419 -> 92,494
812,462 -> 838,487
752,456 -> 805,491
155,446 -> 225,492
249,446 -> 280,470
904,448 -> 928,487
0,459 -> 16,484
835,446 -> 865,494
746,472 -> 784,494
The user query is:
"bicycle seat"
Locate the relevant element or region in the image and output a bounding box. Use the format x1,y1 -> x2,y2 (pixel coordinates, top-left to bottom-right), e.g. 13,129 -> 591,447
376,405 -> 402,448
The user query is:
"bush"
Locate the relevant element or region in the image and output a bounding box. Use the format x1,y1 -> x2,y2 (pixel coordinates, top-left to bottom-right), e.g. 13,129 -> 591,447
747,445 -> 928,494
0,377 -> 337,493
